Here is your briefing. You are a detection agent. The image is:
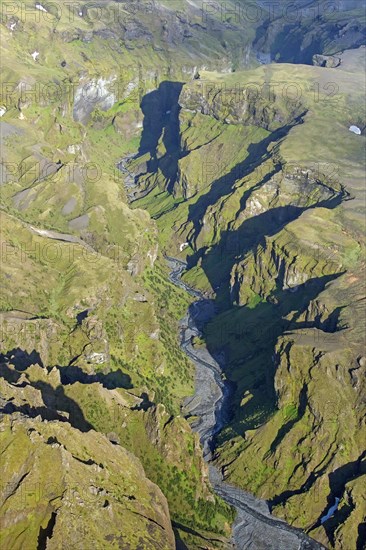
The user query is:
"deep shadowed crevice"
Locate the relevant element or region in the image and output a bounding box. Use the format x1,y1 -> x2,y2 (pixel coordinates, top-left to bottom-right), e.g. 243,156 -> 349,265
357,523 -> 366,550
76,309 -> 89,325
37,512 -> 57,550
308,451 -> 366,543
328,451 -> 366,505
71,456 -> 97,466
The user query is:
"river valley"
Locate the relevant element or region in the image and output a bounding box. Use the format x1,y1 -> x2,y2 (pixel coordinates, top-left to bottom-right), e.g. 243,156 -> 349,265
167,257 -> 327,550
1,3 -> 365,549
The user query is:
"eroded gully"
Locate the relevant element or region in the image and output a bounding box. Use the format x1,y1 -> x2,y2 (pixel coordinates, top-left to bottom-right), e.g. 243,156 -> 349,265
166,256 -> 327,550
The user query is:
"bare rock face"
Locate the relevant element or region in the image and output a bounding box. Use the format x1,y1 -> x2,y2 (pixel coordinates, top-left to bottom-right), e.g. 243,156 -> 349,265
73,77 -> 117,124
312,54 -> 342,68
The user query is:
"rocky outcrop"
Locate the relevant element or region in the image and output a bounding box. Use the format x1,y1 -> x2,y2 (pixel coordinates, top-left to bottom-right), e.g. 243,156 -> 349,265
0,371 -> 175,550
73,77 -> 118,124
0,356 -> 232,547
179,80 -> 305,131
312,54 -> 342,68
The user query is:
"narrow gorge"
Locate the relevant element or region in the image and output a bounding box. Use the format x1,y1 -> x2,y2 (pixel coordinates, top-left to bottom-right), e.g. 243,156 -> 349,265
167,256 -> 326,549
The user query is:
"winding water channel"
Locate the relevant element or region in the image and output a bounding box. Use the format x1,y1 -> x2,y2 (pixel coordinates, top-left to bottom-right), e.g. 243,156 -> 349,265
167,256 -> 326,550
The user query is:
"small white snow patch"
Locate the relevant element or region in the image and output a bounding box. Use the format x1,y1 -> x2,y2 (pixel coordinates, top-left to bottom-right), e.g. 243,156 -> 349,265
31,51 -> 39,61
0,107 -> 6,117
35,3 -> 48,12
349,125 -> 361,135
180,242 -> 189,252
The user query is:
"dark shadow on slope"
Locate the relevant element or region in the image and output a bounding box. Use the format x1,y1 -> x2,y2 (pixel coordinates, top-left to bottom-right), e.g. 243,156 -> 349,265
34,380 -> 93,432
172,521 -> 224,546
0,362 -> 22,384
328,451 -> 366,504
0,348 -> 44,370
292,305 -> 348,333
58,364 -> 132,390
2,381 -> 93,432
1,400 -> 70,424
131,391 -> 153,411
357,523 -> 366,550
173,527 -> 189,550
322,306 -> 346,332
268,383 -> 308,455
0,359 -> 93,432
138,81 -> 184,189
268,467 -> 331,511
189,191 -> 345,307
186,112 -> 306,245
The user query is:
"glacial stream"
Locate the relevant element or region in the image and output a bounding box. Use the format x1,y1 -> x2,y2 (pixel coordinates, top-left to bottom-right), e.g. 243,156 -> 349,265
167,256 -> 327,550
